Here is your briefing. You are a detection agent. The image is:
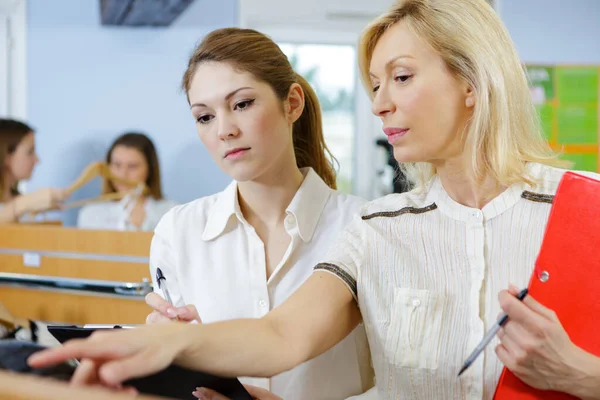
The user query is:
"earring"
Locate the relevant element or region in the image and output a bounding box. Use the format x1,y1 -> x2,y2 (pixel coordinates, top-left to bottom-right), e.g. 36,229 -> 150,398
466,97 -> 474,107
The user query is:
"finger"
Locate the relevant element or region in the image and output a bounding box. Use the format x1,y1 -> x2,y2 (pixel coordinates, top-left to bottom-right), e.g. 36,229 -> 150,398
244,384 -> 283,399
507,284 -> 520,295
28,338 -> 107,368
176,305 -> 202,323
495,343 -> 518,372
71,359 -> 100,386
97,347 -> 166,387
497,326 -> 525,359
145,292 -> 176,317
498,290 -> 548,331
145,311 -> 173,325
521,294 -> 558,322
193,387 -> 230,400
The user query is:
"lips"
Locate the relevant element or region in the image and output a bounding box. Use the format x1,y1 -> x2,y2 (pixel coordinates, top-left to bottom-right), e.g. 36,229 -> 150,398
224,147 -> 250,159
383,127 -> 409,144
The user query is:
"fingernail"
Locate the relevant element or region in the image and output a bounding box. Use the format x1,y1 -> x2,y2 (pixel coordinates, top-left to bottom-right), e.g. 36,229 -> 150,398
167,308 -> 177,318
509,283 -> 519,291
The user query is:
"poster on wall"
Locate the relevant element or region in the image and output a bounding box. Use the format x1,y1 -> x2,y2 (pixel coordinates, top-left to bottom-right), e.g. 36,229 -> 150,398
526,65 -> 599,172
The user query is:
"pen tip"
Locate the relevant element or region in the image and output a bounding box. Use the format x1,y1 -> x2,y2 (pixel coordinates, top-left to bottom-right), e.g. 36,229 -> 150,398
457,366 -> 467,377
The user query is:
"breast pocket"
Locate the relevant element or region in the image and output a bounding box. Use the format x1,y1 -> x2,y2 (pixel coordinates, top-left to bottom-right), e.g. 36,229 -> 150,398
384,288 -> 444,370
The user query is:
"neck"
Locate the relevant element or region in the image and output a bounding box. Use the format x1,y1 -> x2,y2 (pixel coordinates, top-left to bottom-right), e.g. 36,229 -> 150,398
237,162 -> 304,228
2,173 -> 16,203
435,156 -> 505,209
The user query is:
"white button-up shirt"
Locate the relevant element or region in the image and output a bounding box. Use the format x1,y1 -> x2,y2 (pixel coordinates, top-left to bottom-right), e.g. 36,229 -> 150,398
150,168 -> 375,400
78,197 -> 176,231
316,163 -> 599,400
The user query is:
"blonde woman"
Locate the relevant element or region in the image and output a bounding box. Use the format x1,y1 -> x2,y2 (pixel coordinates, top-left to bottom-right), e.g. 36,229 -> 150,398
29,1 -> 600,399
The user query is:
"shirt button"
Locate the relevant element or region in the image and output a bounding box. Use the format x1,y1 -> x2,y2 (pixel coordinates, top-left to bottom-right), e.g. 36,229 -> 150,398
284,215 -> 296,228
259,300 -> 267,308
411,298 -> 421,307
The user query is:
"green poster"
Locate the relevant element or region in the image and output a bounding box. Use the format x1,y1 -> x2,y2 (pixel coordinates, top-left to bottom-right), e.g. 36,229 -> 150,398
557,105 -> 598,144
535,104 -> 554,141
556,67 -> 599,103
560,153 -> 598,172
527,66 -> 555,103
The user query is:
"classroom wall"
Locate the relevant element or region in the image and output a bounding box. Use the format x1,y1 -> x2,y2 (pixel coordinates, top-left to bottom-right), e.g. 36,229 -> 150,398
25,0 -> 237,225
499,0 -> 600,64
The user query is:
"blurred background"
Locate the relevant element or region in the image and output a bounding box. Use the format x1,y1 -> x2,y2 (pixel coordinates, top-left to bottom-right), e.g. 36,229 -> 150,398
1,0 -> 599,226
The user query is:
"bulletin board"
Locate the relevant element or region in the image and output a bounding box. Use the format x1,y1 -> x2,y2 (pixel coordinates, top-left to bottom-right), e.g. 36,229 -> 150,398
526,65 -> 600,172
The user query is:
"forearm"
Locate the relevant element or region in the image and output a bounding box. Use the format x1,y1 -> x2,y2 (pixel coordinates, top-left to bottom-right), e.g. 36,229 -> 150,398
0,198 -> 24,223
174,318 -> 305,378
564,349 -> 600,400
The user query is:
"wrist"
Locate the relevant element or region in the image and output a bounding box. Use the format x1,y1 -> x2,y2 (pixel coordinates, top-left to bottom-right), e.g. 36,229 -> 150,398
171,323 -> 200,366
565,347 -> 600,400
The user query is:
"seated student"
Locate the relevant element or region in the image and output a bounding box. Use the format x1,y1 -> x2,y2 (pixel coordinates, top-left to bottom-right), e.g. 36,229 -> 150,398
0,119 -> 68,223
141,28 -> 375,400
77,132 -> 176,231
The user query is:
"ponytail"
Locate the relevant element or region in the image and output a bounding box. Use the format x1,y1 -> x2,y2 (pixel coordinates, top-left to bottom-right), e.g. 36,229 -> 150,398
292,74 -> 338,189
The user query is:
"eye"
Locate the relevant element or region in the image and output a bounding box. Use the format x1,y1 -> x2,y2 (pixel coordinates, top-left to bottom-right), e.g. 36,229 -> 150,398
234,99 -> 255,111
395,74 -> 412,83
196,114 -> 214,125
372,85 -> 380,93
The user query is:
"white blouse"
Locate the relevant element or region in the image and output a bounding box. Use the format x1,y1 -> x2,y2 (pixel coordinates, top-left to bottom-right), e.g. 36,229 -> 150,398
78,197 -> 176,231
316,163 -> 600,400
149,168 -> 375,400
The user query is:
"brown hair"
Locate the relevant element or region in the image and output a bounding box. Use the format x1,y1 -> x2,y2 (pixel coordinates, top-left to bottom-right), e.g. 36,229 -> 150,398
0,119 -> 34,198
103,132 -> 164,199
182,28 -> 338,189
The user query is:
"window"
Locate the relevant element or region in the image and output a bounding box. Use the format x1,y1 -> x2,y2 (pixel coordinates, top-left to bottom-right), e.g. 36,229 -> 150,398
0,13 -> 8,116
279,43 -> 356,193
0,0 -> 26,119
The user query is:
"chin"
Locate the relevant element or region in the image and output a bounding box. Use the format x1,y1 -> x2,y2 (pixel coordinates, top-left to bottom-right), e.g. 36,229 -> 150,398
392,148 -> 421,164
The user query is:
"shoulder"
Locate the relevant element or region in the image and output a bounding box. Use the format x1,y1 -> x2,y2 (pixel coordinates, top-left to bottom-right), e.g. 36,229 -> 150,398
359,186 -> 434,221
147,198 -> 178,214
526,163 -> 600,197
154,192 -> 221,235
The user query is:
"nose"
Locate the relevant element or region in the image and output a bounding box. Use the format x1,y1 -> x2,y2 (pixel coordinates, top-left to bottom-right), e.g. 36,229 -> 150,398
217,116 -> 240,141
371,84 -> 395,119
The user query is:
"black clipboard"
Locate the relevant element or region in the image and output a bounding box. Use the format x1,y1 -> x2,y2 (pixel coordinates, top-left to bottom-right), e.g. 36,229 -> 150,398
47,325 -> 253,400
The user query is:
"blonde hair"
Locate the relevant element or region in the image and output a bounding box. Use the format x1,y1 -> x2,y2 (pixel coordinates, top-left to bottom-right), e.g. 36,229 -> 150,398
359,0 -> 567,190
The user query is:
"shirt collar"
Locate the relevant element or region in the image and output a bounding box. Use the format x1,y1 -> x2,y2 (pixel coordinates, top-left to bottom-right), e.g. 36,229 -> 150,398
286,167 -> 332,242
202,180 -> 241,241
202,167 -> 332,242
425,172 -> 527,222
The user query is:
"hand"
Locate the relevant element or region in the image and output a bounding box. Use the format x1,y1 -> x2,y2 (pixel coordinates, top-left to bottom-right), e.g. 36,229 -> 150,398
27,323 -> 189,388
145,292 -> 202,324
193,384 -> 283,400
496,285 -> 600,398
20,188 -> 69,213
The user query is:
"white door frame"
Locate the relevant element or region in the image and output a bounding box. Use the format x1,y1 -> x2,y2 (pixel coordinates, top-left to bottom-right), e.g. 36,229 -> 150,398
0,0 -> 27,120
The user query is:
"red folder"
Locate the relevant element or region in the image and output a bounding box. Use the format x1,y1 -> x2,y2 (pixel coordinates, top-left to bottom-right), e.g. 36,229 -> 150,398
494,171 -> 600,399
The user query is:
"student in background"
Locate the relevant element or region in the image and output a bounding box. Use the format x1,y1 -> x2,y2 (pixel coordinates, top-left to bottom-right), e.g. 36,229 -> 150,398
77,132 -> 176,231
0,118 -> 68,223
142,28 -> 375,400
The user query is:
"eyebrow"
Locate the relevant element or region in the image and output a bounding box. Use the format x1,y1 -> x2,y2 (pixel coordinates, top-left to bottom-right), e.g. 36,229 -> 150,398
369,55 -> 414,78
190,86 -> 254,109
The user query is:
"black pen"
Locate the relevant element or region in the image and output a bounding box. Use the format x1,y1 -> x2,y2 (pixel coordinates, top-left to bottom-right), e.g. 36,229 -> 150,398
458,288 -> 529,377
156,267 -> 178,320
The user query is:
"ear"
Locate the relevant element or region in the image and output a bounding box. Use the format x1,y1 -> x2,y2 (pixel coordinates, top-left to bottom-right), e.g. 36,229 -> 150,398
285,83 -> 305,124
465,85 -> 475,108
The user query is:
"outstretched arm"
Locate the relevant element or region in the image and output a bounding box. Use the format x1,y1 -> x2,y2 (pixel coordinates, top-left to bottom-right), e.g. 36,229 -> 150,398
28,272 -> 359,387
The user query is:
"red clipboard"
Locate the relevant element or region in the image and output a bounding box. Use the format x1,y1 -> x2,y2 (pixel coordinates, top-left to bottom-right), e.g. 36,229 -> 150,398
494,172 -> 600,399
